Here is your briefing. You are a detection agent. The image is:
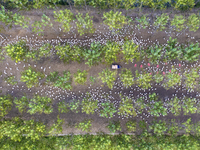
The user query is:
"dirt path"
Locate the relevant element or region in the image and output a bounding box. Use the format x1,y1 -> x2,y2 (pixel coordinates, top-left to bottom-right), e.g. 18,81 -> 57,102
1,6 -> 200,134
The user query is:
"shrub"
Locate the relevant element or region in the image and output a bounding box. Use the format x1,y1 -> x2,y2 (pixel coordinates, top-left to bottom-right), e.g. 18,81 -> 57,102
48,115 -> 64,135
73,69 -> 88,85
135,70 -> 153,90
57,101 -> 69,114
98,68 -> 117,89
107,120 -> 121,133
81,92 -> 98,115
27,95 -> 53,115
21,67 -> 45,88
119,68 -> 134,88
4,40 -> 29,63
14,95 -> 29,114
0,94 -> 13,117
4,75 -> 18,85
126,120 -> 137,132
100,101 -> 117,118
68,100 -> 80,113
75,119 -> 92,132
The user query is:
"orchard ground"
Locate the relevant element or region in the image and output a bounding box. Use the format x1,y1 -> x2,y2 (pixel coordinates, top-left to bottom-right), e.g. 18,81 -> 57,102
1,5 -> 200,134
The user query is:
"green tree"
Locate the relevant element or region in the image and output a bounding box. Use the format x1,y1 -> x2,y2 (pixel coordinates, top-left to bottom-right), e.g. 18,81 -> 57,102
153,72 -> 164,83
153,13 -> 169,31
187,13 -> 200,32
98,68 -> 117,89
57,101 -> 69,114
13,13 -> 30,29
126,120 -> 137,132
81,92 -> 98,115
4,40 -> 29,63
27,95 -> 53,115
162,66 -> 181,90
14,95 -> 29,114
121,39 -> 140,63
182,97 -> 197,115
48,115 -> 64,135
103,41 -> 121,65
107,120 -> 121,133
149,120 -> 168,137
135,70 -> 153,89
75,119 -> 92,132
21,67 -> 45,88
135,14 -> 150,30
4,75 -> 18,85
168,96 -> 182,116
102,10 -> 128,34
83,41 -> 104,67
170,14 -> 186,32
68,99 -> 80,113
75,12 -> 95,36
100,101 -> 117,118
173,0 -> 195,11
36,43 -> 53,60
145,44 -> 163,64
73,69 -> 88,85
119,68 -> 134,88
0,5 -> 14,30
148,0 -> 171,11
118,93 -> 137,117
183,68 -> 199,90
53,9 -> 74,33
167,119 -> 180,136
0,94 -> 13,117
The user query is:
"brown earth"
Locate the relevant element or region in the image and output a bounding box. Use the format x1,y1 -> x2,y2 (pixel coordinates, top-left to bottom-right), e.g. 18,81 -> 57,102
1,5 -> 200,135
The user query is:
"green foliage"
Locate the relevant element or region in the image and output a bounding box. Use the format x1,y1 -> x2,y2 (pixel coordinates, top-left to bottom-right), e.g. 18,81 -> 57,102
21,67 -> 45,88
57,101 -> 69,114
4,40 -> 29,63
168,97 -> 181,116
75,12 -> 95,36
73,69 -> 88,85
118,93 -> 136,117
182,98 -> 197,115
162,66 -> 181,90
23,119 -> 47,142
167,119 -> 180,136
81,92 -> 98,115
153,72 -> 164,83
31,14 -> 53,36
148,0 -> 171,11
13,13 -> 30,29
119,68 -> 134,88
54,9 -> 74,32
135,97 -> 146,114
183,68 -> 199,90
135,14 -> 149,30
0,94 -> 13,117
173,0 -> 195,11
27,95 -> 53,115
102,10 -> 128,33
181,118 -> 193,135
147,93 -> 167,117
68,100 -> 80,113
181,42 -> 200,62
103,41 -> 121,64
98,68 -> 117,89
55,43 -> 73,63
89,76 -> 97,85
71,45 -> 84,63
135,70 -> 152,89
100,101 -> 117,118
75,119 -> 92,132
0,5 -> 14,29
149,120 -> 168,136
126,120 -> 136,132
14,95 -> 29,114
4,75 -> 17,85
153,13 -> 169,31
164,37 -> 182,61
48,115 -> 64,135
145,44 -> 163,64
46,71 -> 72,90
170,14 -> 186,32
121,39 -> 140,63
37,43 -> 53,59
83,41 -> 104,67
107,120 -> 121,133
187,13 -> 200,32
